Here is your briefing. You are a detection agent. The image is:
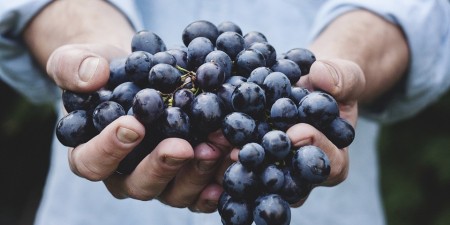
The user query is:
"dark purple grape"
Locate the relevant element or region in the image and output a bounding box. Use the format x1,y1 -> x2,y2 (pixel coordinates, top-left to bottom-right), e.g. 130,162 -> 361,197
238,142 -> 265,170
322,117 -> 355,149
235,49 -> 266,77
166,48 -> 188,69
216,83 -> 236,113
270,97 -> 299,131
107,57 -> 129,90
173,88 -> 194,112
218,191 -> 232,217
158,107 -> 190,139
62,90 -> 99,113
110,82 -> 141,111
283,48 -> 316,75
97,89 -> 112,103
243,31 -> 267,49
253,194 -> 291,225
216,31 -> 245,61
190,92 -> 225,133
279,168 -> 312,204
297,91 -> 339,130
187,37 -> 215,70
231,82 -> 266,119
153,51 -> 177,66
271,59 -> 302,85
289,86 -> 310,104
291,145 -> 330,184
131,30 -> 166,54
225,75 -> 247,86
261,130 -> 291,161
205,50 -> 233,79
259,164 -> 285,194
223,162 -> 259,200
261,72 -> 292,106
92,101 -> 126,132
217,21 -> 242,35
132,88 -> 165,126
222,112 -> 256,147
182,20 -> 219,46
195,61 -> 225,92
247,67 -> 272,86
55,110 -> 96,147
220,197 -> 253,225
148,63 -> 182,93
248,42 -> 277,67
125,51 -> 154,85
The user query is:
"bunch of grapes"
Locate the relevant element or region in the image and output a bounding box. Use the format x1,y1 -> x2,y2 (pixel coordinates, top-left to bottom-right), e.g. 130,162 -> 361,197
55,20 -> 355,225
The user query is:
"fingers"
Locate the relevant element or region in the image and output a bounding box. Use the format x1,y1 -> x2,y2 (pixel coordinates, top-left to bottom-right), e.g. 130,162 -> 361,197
104,138 -> 194,200
68,115 -> 145,181
157,130 -> 233,208
287,123 -> 349,187
46,44 -> 128,92
189,183 -> 224,213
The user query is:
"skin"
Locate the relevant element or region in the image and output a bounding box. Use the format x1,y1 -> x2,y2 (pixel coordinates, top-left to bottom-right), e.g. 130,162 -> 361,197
23,0 -> 408,212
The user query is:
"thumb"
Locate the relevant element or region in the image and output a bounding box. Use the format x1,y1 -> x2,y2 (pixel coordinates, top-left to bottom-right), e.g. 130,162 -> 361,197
46,44 -> 128,92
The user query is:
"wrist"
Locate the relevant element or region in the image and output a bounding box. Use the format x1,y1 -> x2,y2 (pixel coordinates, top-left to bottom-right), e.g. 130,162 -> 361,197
23,0 -> 134,68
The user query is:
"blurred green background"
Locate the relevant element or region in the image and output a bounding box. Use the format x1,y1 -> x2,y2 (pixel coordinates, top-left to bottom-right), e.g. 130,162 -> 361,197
0,80 -> 449,225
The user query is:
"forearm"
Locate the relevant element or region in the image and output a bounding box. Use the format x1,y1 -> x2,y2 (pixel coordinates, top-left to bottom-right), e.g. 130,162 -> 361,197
23,0 -> 135,68
309,10 -> 409,103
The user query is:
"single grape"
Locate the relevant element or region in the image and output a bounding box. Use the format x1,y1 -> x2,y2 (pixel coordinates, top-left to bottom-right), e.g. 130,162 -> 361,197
216,31 -> 245,61
259,164 -> 285,193
289,86 -> 310,105
225,75 -> 247,87
253,194 -> 291,225
239,142 -> 265,170
223,162 -> 259,200
279,167 -> 312,204
271,59 -> 302,85
153,51 -> 177,66
148,63 -> 182,93
283,48 -> 316,75
217,21 -> 243,35
231,82 -> 266,119
55,110 -> 96,147
243,31 -> 267,49
291,145 -> 331,184
261,130 -> 291,161
107,57 -> 129,90
254,120 -> 271,143
195,61 -> 225,92
222,112 -> 256,147
173,88 -> 194,112
182,20 -> 219,47
216,83 -> 236,113
131,30 -> 166,54
110,81 -> 141,111
158,107 -> 190,139
92,101 -> 126,132
247,67 -> 272,86
187,37 -> 215,70
205,50 -> 233,79
220,197 -> 253,225
132,88 -> 165,126
125,51 -> 154,84
297,91 -> 339,130
190,92 -> 225,133
235,49 -> 266,77
261,72 -> 292,106
166,48 -> 188,69
62,90 -> 99,113
322,117 -> 355,149
270,97 -> 299,131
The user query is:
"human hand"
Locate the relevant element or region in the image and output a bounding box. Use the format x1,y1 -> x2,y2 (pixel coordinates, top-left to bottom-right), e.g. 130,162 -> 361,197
47,44 -> 234,213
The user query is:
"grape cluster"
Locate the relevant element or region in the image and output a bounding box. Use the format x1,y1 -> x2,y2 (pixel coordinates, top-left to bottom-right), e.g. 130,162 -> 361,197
55,20 -> 355,225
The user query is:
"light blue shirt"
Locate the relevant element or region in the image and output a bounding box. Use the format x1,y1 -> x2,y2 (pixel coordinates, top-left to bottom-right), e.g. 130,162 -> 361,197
1,0 -> 449,225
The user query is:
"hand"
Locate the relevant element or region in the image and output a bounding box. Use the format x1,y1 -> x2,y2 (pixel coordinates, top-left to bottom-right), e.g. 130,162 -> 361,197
47,44 -> 234,213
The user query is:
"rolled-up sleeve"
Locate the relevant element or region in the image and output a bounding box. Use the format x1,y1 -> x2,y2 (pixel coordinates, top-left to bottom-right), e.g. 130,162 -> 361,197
308,0 -> 450,123
0,0 -> 143,105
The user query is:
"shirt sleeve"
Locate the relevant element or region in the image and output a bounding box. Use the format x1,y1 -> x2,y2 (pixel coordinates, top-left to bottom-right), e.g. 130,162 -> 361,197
308,0 -> 450,124
0,0 -> 143,105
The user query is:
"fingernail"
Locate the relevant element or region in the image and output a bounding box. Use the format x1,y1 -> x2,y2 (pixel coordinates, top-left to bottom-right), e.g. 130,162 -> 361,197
116,127 -> 139,143
79,57 -> 100,82
164,157 -> 187,167
197,160 -> 216,172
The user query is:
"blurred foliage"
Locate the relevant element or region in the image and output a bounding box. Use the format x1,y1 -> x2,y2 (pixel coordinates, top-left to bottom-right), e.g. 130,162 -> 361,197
378,90 -> 450,225
0,81 -> 56,225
